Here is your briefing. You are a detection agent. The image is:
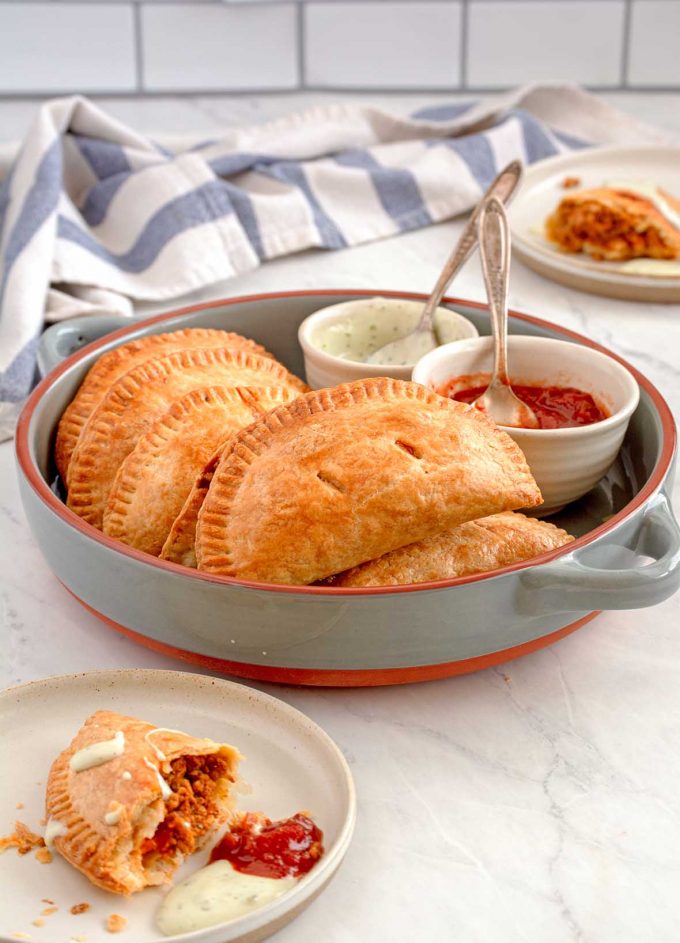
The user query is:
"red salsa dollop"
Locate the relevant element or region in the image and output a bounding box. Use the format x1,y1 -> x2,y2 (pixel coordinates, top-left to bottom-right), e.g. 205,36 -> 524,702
210,812 -> 324,879
444,380 -> 608,430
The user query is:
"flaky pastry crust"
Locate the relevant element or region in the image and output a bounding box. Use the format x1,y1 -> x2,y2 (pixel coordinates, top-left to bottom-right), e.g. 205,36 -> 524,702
195,378 -> 542,585
66,348 -> 308,529
103,385 -> 298,556
327,511 -> 573,586
55,329 -> 272,483
45,710 -> 240,896
160,450 -> 220,568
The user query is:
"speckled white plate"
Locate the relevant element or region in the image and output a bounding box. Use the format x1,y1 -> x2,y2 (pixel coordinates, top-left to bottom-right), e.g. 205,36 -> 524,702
509,145 -> 680,302
0,670 -> 355,943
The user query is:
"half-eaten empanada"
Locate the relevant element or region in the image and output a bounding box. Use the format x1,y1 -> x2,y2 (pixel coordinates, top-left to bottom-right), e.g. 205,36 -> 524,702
545,186 -> 680,262
45,710 -> 240,895
326,512 -> 573,586
196,378 -> 542,585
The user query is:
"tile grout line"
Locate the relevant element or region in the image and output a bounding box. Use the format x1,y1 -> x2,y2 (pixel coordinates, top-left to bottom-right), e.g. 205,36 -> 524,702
297,1 -> 306,90
2,85 -> 680,101
621,0 -> 633,89
460,0 -> 469,90
133,2 -> 144,93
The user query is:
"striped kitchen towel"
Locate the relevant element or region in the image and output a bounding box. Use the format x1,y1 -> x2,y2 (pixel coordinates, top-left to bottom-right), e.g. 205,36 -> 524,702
0,84 -> 671,439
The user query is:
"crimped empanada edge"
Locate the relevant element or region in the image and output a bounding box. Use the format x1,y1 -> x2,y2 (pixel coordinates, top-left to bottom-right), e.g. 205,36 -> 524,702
195,377 -> 541,576
66,348 -> 306,528
55,329 -> 272,483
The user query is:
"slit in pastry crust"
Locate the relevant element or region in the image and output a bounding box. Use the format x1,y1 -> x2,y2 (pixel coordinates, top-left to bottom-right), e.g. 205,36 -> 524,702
45,710 -> 240,896
324,511 -> 573,586
55,329 -> 272,484
103,385 -> 299,557
195,378 -> 542,585
66,348 -> 308,530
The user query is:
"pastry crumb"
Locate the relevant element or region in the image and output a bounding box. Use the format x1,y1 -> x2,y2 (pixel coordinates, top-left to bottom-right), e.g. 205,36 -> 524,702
15,802 -> 24,810
70,937 -> 88,943
40,906 -> 58,916
31,920 -> 44,928
105,914 -> 127,933
11,934 -> 32,940
562,175 -> 581,189
71,903 -> 91,915
41,899 -> 55,905
35,847 -> 52,864
0,821 -> 45,856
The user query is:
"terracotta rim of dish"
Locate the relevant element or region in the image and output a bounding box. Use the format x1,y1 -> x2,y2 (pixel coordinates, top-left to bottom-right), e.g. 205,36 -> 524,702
15,289 -> 677,597
65,589 -> 603,687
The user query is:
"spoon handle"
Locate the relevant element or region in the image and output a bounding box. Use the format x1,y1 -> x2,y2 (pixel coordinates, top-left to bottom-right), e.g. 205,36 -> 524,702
479,197 -> 511,386
419,159 -> 523,332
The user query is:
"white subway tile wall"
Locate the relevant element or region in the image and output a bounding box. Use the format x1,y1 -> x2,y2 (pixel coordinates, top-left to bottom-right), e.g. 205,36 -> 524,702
629,0 -> 680,87
0,0 -> 677,95
142,4 -> 298,91
0,4 -> 136,94
305,2 -> 462,88
467,1 -> 625,89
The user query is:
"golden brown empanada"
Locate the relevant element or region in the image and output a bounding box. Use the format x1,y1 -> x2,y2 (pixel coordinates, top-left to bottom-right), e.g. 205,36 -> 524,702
66,349 -> 308,529
160,449 -> 221,568
55,329 -> 272,483
196,378 -> 542,585
327,512 -> 573,586
103,385 -> 299,557
45,710 -> 240,896
545,186 -> 680,261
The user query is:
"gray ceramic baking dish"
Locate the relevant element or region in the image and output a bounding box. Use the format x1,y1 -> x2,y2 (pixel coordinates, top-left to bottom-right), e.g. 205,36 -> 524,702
16,290 -> 680,686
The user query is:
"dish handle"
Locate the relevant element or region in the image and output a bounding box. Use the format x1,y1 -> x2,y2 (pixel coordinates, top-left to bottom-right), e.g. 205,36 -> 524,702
38,314 -> 131,377
519,493 -> 680,614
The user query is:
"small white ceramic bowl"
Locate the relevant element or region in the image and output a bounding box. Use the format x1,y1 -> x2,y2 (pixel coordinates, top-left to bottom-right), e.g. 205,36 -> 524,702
298,297 -> 478,389
412,335 -> 640,514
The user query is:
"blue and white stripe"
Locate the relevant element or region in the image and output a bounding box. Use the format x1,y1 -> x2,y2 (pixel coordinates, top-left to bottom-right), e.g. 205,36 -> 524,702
0,87 -> 611,437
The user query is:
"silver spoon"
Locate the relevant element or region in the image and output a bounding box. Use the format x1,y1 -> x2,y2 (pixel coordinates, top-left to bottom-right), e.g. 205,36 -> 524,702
473,197 -> 539,429
366,159 -> 523,366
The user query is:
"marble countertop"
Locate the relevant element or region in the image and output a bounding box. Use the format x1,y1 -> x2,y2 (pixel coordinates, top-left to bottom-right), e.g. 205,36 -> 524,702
2,93 -> 680,943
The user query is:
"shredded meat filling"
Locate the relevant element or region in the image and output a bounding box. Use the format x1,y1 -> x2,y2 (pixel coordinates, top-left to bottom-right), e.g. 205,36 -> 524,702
142,754 -> 231,863
546,198 -> 678,261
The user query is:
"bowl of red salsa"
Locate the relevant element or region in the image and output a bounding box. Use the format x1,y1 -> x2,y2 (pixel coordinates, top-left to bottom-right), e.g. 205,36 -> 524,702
412,335 -> 640,514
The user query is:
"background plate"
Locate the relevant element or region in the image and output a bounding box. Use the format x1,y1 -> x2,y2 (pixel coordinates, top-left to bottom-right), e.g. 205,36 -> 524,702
509,145 -> 680,302
0,669 -> 355,942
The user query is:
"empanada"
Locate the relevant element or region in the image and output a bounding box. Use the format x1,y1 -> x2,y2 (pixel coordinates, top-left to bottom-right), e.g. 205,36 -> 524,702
196,378 -> 542,585
160,450 -> 221,568
327,512 -> 573,586
55,329 -> 272,483
104,386 -> 298,557
45,710 -> 240,895
545,186 -> 680,261
67,348 -> 308,529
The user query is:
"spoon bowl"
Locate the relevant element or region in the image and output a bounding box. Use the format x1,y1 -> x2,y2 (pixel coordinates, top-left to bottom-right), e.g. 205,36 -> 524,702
474,197 -> 540,429
366,160 -> 523,367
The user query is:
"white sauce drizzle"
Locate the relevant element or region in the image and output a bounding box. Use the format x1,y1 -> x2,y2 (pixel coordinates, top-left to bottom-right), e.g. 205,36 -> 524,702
44,817 -> 67,850
121,771 -> 132,781
104,806 -> 123,826
70,731 -> 125,772
156,860 -> 297,935
144,727 -> 185,762
144,758 -> 173,800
